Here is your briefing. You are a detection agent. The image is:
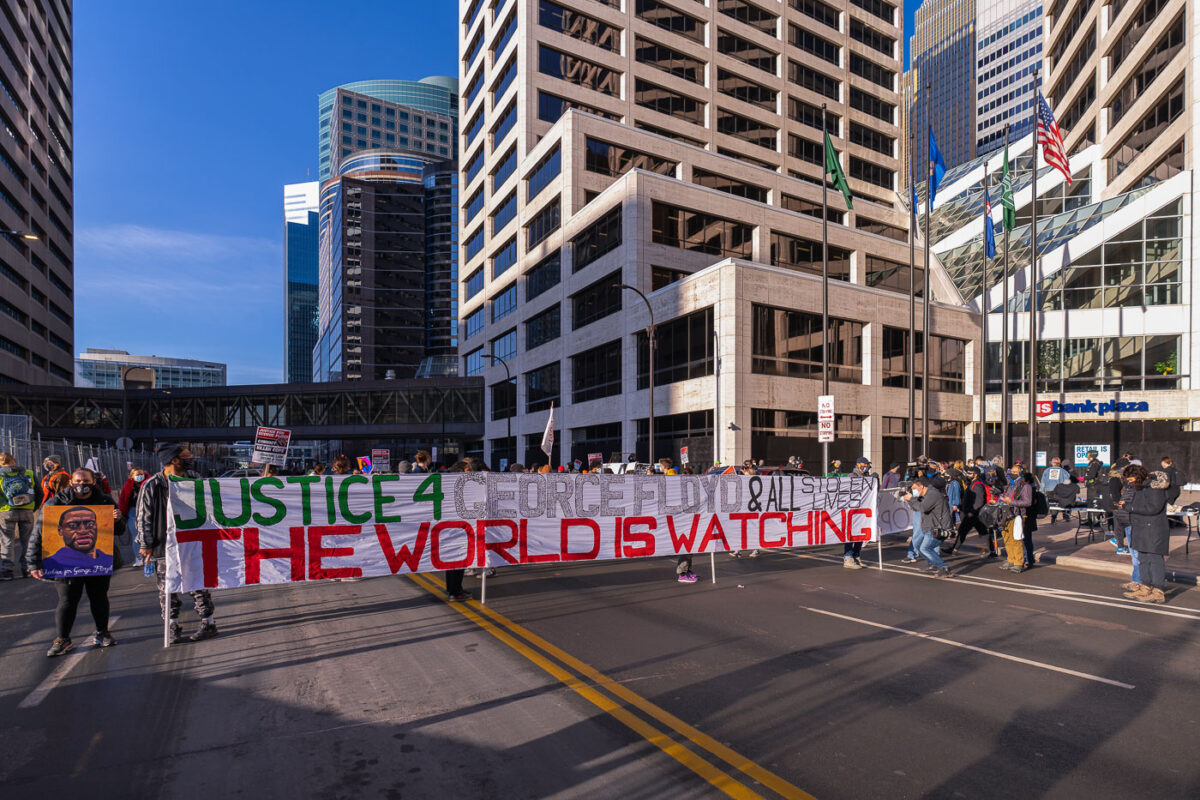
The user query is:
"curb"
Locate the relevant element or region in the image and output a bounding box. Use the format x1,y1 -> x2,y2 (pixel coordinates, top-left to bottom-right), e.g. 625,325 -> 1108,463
1036,552 -> 1198,587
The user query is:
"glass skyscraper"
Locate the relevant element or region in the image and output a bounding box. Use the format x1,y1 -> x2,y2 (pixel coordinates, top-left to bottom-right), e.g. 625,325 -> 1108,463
975,0 -> 1043,156
284,182 -> 320,384
910,0 -> 977,176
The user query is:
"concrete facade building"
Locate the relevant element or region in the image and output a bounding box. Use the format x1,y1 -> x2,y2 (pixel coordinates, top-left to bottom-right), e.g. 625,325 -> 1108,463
458,0 -> 981,469
0,1 -> 74,386
75,349 -> 227,390
975,0 -> 1043,156
284,182 -> 320,384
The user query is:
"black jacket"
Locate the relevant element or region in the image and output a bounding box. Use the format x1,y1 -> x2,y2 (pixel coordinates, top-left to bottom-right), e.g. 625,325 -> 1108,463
962,480 -> 988,516
1128,480 -> 1169,555
26,487 -> 126,573
1163,465 -> 1183,503
909,486 -> 952,531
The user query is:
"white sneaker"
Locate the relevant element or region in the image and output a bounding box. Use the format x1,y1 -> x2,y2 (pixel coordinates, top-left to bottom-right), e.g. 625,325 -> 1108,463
843,557 -> 863,570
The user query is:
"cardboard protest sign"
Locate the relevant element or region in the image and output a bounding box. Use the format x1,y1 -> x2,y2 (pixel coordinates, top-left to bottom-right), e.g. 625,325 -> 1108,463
372,449 -> 391,473
165,474 -> 878,593
252,427 -> 291,467
41,504 -> 115,578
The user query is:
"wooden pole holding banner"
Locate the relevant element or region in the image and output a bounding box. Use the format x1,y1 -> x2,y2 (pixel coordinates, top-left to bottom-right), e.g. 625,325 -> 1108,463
481,566 -> 487,605
163,565 -> 171,647
710,551 -> 716,583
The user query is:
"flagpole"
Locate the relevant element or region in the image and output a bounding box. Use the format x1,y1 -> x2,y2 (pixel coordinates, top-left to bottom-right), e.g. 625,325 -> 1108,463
980,163 -> 989,463
821,104 -> 830,476
1028,69 -> 1040,470
922,83 -> 932,458
1001,124 -> 1010,467
907,88 -> 915,465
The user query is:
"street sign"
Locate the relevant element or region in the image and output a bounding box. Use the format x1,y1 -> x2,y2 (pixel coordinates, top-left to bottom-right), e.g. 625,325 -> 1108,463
680,446 -> 689,465
115,436 -> 134,450
252,426 -> 291,467
1036,450 -> 1047,467
817,395 -> 835,443
372,448 -> 391,473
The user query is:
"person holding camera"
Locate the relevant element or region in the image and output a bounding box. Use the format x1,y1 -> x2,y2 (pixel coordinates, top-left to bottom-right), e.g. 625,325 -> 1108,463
901,478 -> 952,577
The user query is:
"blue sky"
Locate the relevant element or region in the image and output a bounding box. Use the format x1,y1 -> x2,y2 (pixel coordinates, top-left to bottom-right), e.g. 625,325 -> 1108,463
73,1 -> 459,384
74,2 -> 920,385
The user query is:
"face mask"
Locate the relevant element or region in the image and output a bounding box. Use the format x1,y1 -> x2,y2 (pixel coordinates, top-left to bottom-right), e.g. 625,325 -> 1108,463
71,483 -> 94,498
179,458 -> 196,473
133,474 -> 146,483
44,463 -> 54,471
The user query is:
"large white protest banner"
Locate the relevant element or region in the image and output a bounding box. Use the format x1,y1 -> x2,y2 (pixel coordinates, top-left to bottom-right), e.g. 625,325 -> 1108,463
165,473 -> 878,593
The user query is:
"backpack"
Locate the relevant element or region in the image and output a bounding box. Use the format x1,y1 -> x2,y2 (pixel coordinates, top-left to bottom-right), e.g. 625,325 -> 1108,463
1031,485 -> 1050,517
1,470 -> 35,507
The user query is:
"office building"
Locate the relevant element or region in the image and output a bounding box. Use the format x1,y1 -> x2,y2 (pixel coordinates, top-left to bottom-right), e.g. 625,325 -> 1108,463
75,349 -> 227,389
909,0 -> 977,174
458,0 -> 981,469
284,182 -> 320,384
0,1 -> 74,386
975,0 -> 1042,156
317,78 -> 459,181
312,153 -> 459,382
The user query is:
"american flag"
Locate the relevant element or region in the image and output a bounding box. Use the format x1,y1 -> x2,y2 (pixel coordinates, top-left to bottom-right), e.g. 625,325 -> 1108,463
1037,92 -> 1071,184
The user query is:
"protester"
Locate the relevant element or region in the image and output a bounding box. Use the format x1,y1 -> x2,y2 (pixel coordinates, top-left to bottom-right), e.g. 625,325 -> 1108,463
1104,466 -> 1132,554
948,467 -> 994,558
261,464 -> 279,477
901,478 -> 952,577
1084,450 -> 1105,502
1160,456 -> 1183,505
442,460 -> 472,601
0,452 -> 38,580
40,454 -> 68,503
137,444 -> 218,643
396,460 -> 412,474
28,467 -> 124,656
1122,464 -> 1170,604
842,458 -> 875,569
659,458 -> 678,475
412,450 -> 431,474
882,462 -> 902,490
671,462 -> 701,582
309,463 -> 326,476
117,466 -> 151,567
330,454 -> 352,475
47,472 -> 70,496
945,465 -> 963,527
998,466 -> 1034,572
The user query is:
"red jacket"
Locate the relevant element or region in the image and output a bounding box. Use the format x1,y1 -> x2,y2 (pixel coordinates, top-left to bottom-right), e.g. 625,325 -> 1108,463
118,477 -> 145,517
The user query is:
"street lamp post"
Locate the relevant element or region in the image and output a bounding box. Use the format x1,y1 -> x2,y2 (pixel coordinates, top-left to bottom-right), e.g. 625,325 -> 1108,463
483,353 -> 513,466
617,283 -> 655,467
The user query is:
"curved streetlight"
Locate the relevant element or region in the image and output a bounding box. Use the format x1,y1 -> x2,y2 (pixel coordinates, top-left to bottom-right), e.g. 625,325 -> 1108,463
616,283 -> 655,467
482,352 -> 513,466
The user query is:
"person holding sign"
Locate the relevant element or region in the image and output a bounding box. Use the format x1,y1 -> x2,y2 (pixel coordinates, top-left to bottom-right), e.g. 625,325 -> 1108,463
27,467 -> 124,656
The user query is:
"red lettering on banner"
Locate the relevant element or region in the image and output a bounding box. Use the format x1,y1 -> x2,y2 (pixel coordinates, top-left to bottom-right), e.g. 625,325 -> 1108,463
307,525 -> 362,580
519,520 -> 559,563
614,517 -> 622,558
375,522 -> 428,574
430,521 -> 475,569
759,513 -> 787,548
622,517 -> 657,558
479,519 -> 520,566
729,513 -> 757,550
697,515 -> 730,552
561,519 -> 601,561
244,526 -> 305,584
786,511 -> 815,546
666,515 -> 701,553
821,510 -> 847,543
176,528 -> 242,588
847,508 -> 873,541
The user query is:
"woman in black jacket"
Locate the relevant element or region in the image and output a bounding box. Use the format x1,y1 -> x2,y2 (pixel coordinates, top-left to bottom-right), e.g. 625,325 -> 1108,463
27,467 -> 125,656
1123,464 -> 1170,604
946,468 -> 993,557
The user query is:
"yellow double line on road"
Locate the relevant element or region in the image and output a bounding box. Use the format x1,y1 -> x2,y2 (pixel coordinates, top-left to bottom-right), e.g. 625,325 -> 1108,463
406,572 -> 816,800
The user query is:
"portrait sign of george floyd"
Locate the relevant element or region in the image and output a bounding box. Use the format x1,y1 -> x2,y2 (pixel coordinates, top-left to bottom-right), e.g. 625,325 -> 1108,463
41,504 -> 116,579
164,474 -> 881,592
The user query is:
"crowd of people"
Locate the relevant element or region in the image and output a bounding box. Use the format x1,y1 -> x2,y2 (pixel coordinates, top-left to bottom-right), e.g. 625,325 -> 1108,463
0,445 -> 1187,658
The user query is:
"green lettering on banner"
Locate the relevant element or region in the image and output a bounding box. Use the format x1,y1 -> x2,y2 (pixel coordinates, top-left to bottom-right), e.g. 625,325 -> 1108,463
338,475 -> 371,524
325,476 -> 337,525
285,475 -> 322,525
372,474 -> 404,524
414,474 -> 443,520
173,477 -> 208,530
211,478 -> 253,526
251,477 -> 288,526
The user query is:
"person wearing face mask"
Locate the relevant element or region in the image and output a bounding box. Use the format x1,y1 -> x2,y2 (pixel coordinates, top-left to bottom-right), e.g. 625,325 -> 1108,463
27,467 -> 125,656
118,467 -> 151,566
0,451 -> 38,580
137,443 -> 218,643
40,454 -> 69,503
900,478 -> 952,576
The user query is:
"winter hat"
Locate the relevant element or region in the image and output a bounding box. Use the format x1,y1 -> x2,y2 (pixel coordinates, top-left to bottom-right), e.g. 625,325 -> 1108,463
855,457 -> 870,465
45,453 -> 64,466
155,442 -> 184,467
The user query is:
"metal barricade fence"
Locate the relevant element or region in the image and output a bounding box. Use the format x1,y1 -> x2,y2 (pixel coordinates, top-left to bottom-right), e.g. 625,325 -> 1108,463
0,430 -> 159,489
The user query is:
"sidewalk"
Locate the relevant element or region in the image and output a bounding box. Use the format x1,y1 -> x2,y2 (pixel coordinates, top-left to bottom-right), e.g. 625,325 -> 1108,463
1032,513 -> 1199,586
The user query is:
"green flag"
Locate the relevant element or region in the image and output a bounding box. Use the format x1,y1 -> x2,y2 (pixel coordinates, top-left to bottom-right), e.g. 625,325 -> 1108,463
824,131 -> 853,210
1001,143 -> 1016,231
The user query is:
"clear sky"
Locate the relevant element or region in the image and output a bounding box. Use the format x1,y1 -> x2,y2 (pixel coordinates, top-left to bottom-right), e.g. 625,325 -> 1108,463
73,1 -> 459,385
904,0 -> 919,69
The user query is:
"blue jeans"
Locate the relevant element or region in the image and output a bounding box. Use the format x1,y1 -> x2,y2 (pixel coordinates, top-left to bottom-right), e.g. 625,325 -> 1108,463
906,511 -> 922,558
1127,527 -> 1140,583
913,527 -> 948,568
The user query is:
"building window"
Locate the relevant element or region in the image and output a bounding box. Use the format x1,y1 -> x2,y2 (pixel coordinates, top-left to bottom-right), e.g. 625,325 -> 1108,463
572,340 -> 623,403
1108,79 -> 1184,182
464,226 -> 485,262
865,255 -> 921,294
493,282 -> 518,322
849,156 -> 894,190
636,0 -> 704,43
492,102 -> 517,148
634,410 -> 713,463
585,137 -> 678,178
636,38 -> 704,84
527,197 -> 562,248
537,91 -> 621,124
692,168 -> 768,203
717,69 -> 777,111
527,145 -> 561,202
492,56 -> 518,103
493,147 -> 518,190
849,88 -> 894,123
850,0 -> 894,24
788,23 -> 839,65
849,53 -> 895,90
526,250 -> 561,300
849,18 -> 894,57
492,379 -> 516,420
857,219 -> 906,243
752,305 -> 863,383
491,328 -> 517,362
717,29 -> 777,74
526,361 -> 561,412
717,110 -> 777,149
465,267 -> 485,300
572,206 -> 623,271
465,188 -> 485,225
464,347 -> 485,376
539,0 -> 621,52
636,307 -> 714,388
464,307 -> 485,340
790,0 -> 839,31
789,61 -> 840,100
718,0 -> 778,34
572,270 -> 622,330
491,192 -> 517,234
635,79 -> 705,124
569,422 -> 623,467
882,328 -> 965,392
849,122 -> 894,157
538,45 -> 621,97
781,193 -> 844,225
493,238 -> 518,279
652,202 -> 754,258
788,98 -> 839,135
769,232 -> 851,280
651,265 -> 690,290
526,304 -> 561,350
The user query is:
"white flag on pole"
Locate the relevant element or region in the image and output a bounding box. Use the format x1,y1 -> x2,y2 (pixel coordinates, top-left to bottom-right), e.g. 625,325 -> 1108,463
541,402 -> 555,459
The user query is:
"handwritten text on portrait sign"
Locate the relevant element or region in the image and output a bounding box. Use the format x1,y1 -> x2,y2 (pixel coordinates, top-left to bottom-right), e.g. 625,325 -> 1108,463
165,474 -> 877,592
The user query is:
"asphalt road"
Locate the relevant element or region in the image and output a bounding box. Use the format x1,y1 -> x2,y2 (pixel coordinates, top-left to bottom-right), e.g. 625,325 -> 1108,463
1,542 -> 1198,800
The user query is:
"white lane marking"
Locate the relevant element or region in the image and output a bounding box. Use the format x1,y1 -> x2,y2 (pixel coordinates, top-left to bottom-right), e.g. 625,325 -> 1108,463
786,550 -> 1200,621
18,615 -> 121,709
801,606 -> 1136,690
0,609 -> 54,619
